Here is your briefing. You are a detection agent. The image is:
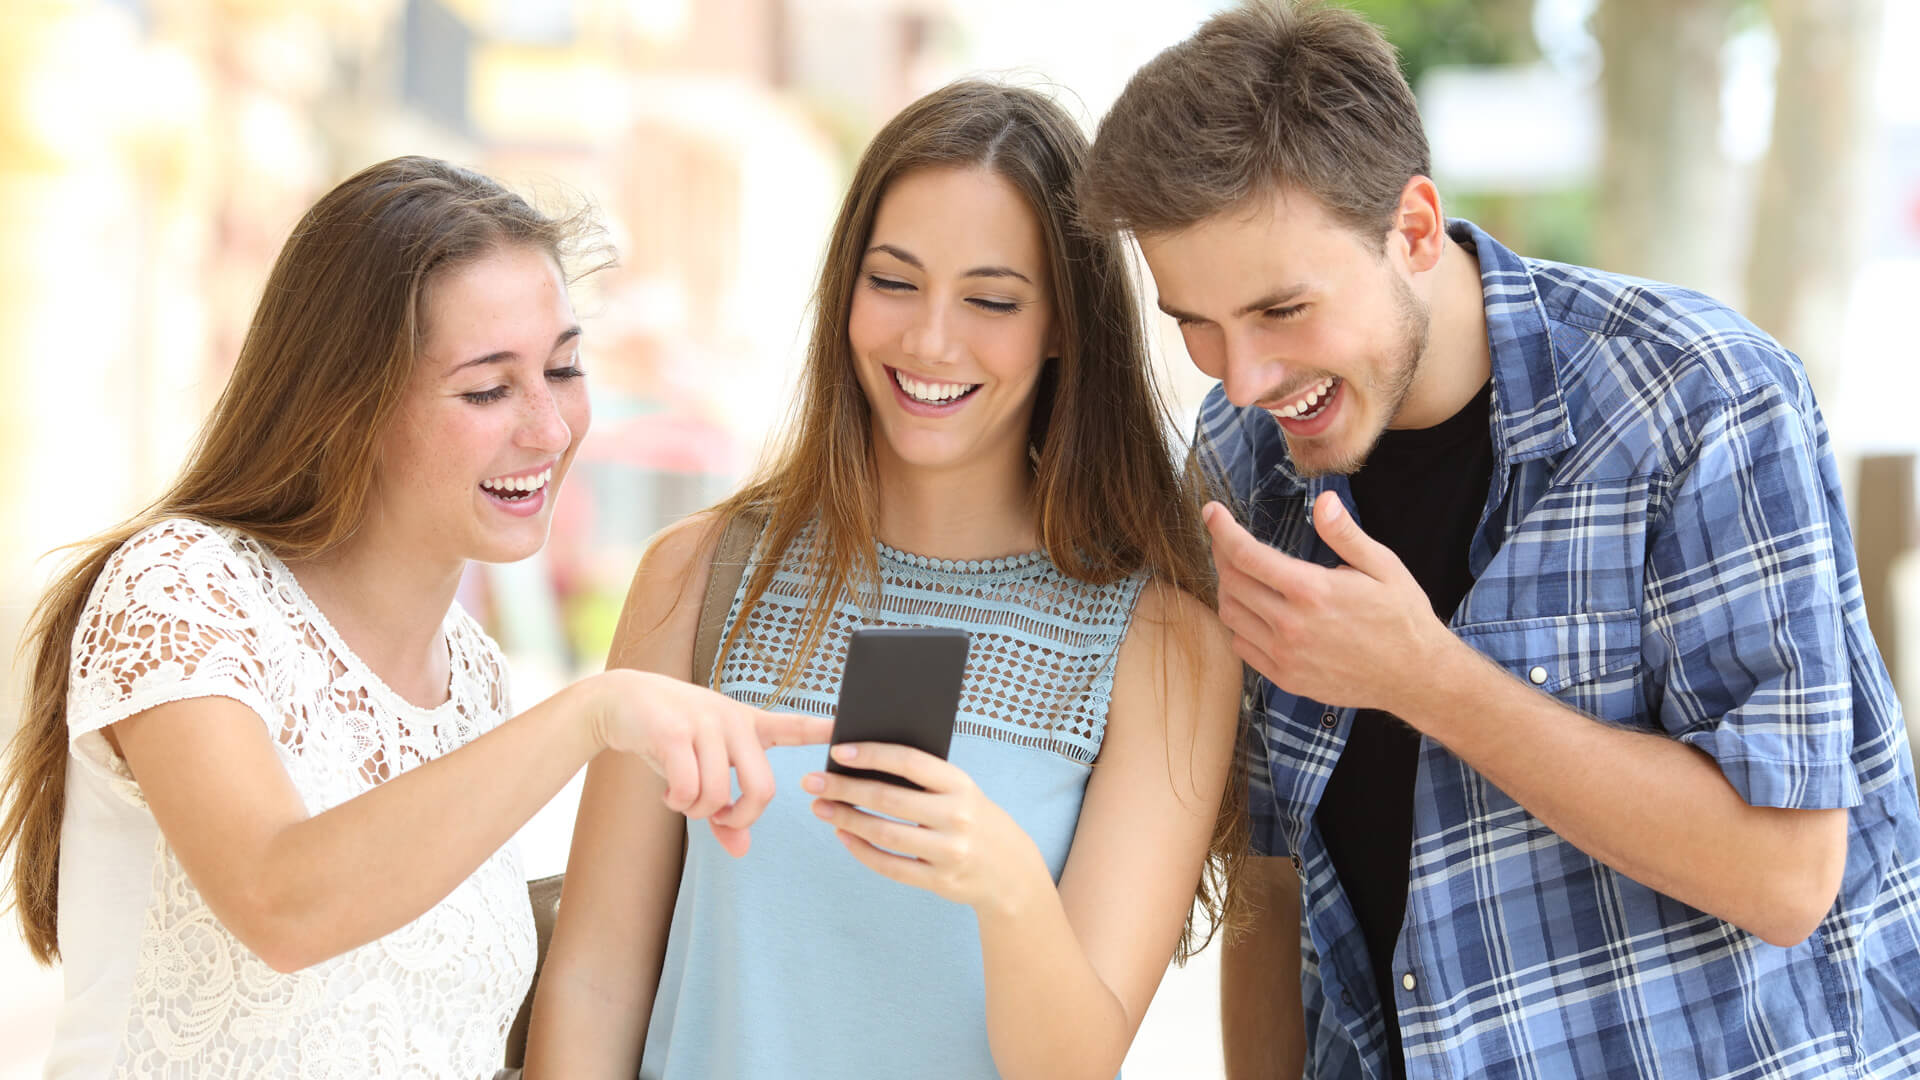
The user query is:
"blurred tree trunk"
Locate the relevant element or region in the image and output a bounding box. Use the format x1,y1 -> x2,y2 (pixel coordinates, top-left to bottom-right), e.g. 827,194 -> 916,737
1593,0 -> 1737,290
1743,0 -> 1882,402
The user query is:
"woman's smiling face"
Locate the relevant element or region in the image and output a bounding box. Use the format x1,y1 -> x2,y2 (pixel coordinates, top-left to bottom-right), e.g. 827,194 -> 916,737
372,243 -> 591,568
847,165 -> 1056,476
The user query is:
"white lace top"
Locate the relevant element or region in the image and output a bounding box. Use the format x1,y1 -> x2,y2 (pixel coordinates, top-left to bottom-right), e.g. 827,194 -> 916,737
44,518 -> 535,1080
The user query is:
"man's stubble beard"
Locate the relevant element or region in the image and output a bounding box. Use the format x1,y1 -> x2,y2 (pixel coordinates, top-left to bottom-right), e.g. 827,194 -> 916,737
1287,273 -> 1430,479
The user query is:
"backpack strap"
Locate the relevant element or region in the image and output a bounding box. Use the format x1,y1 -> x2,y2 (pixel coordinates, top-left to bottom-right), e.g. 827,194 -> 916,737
692,511 -> 763,689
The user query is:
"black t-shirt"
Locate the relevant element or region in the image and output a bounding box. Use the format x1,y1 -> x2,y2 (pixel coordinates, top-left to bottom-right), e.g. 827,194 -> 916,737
1316,378 -> 1493,1078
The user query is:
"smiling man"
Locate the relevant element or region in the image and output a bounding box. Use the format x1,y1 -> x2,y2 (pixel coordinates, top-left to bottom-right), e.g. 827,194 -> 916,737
1080,3 -> 1920,1079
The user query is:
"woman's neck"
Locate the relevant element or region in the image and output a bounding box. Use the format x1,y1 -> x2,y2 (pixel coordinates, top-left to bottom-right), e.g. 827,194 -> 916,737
872,437 -> 1040,562
283,522 -> 465,708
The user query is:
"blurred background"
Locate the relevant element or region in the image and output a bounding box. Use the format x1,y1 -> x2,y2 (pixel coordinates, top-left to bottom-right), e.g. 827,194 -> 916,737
0,0 -> 1913,1076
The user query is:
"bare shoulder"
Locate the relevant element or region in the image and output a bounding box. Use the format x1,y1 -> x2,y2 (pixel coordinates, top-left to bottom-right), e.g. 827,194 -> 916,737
1097,578 -> 1241,802
609,509 -> 733,676
645,510 -> 729,584
1121,579 -> 1236,682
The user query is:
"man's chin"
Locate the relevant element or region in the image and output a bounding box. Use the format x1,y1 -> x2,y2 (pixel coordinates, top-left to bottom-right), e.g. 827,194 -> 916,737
1280,431 -> 1370,479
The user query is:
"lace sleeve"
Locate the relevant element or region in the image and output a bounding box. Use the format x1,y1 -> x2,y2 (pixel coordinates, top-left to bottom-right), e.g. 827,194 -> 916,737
65,519 -> 278,808
448,603 -> 513,725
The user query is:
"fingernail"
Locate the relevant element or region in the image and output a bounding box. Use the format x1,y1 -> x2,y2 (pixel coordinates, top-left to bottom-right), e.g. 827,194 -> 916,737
811,799 -> 832,819
801,773 -> 824,793
832,744 -> 857,762
1318,493 -> 1343,522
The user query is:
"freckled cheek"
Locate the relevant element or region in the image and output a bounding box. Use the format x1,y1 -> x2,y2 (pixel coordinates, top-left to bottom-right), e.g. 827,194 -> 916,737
558,386 -> 592,451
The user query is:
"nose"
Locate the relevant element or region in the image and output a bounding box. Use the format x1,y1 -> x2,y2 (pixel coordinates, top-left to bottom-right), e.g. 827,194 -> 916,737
1220,328 -> 1289,409
517,384 -> 574,455
900,299 -> 962,367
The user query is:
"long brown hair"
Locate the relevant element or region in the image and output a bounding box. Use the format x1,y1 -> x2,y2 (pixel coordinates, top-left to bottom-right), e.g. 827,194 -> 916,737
707,80 -> 1247,958
0,156 -> 599,964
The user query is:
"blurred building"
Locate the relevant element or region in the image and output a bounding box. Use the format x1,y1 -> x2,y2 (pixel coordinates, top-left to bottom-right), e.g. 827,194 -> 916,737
0,0 -> 973,714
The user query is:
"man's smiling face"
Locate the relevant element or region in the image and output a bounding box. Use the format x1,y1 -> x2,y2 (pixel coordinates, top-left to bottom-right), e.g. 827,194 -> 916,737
1140,187 -> 1431,477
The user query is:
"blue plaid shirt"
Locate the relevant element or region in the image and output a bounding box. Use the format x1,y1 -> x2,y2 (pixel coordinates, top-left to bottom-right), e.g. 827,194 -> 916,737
1196,221 -> 1920,1079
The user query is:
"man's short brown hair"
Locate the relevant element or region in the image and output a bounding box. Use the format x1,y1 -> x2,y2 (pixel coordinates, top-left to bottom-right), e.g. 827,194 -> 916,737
1080,0 -> 1430,241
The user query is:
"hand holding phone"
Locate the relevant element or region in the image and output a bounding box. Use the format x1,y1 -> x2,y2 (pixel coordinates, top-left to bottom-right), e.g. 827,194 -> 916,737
828,627 -> 970,789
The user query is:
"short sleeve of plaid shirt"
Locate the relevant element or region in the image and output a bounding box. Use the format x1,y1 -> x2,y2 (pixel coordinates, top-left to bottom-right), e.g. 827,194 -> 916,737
1645,370 -> 1863,810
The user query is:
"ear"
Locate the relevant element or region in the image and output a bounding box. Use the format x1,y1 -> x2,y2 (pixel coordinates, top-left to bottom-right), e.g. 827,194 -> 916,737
1391,175 -> 1447,275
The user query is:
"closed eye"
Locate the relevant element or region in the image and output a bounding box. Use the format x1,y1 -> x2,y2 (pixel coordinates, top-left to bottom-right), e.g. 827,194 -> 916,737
1264,304 -> 1308,321
867,274 -> 913,293
968,298 -> 1019,314
462,363 -> 586,405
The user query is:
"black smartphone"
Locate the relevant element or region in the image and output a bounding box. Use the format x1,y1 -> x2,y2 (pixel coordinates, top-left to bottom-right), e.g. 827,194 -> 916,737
828,627 -> 971,789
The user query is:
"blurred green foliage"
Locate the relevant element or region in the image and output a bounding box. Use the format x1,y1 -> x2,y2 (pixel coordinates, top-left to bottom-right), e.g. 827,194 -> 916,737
1349,0 -> 1540,82
1351,0 -> 1594,264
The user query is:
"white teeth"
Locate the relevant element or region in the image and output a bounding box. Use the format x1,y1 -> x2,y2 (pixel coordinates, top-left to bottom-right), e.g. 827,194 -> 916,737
1274,377 -> 1336,419
894,369 -> 977,405
482,467 -> 552,493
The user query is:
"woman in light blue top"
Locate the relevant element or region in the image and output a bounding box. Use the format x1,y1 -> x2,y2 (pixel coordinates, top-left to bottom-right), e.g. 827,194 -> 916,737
525,80 -> 1246,1080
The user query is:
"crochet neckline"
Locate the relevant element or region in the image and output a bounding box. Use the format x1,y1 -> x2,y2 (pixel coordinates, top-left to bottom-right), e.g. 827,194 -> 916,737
873,539 -> 1047,577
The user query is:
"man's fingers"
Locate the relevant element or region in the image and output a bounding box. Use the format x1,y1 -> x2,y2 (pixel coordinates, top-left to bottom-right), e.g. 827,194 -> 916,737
1229,633 -> 1279,684
1204,500 -> 1321,595
1217,590 -> 1272,647
1310,490 -> 1400,581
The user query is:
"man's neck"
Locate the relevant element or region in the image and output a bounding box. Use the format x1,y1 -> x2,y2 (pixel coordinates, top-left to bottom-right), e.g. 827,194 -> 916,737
1393,235 -> 1493,430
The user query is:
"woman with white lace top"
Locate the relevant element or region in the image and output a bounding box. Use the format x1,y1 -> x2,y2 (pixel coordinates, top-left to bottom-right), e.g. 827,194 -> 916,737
526,83 -> 1248,1080
0,156 -> 830,1080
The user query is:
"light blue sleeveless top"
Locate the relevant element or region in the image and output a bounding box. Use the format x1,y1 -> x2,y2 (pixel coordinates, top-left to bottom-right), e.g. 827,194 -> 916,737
639,525 -> 1146,1079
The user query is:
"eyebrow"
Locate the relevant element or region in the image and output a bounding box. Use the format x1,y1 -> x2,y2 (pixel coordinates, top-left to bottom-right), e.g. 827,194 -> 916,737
446,326 -> 582,376
1157,284 -> 1310,324
867,243 -> 1034,286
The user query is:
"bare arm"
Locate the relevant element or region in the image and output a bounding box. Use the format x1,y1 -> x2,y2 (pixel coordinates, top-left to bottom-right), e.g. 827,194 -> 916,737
977,584 -> 1242,1078
524,512 -> 736,1078
1221,856 -> 1304,1080
116,666 -> 609,973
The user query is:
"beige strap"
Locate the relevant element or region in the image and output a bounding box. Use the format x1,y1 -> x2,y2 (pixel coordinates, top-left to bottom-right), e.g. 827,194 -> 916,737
692,511 -> 762,689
